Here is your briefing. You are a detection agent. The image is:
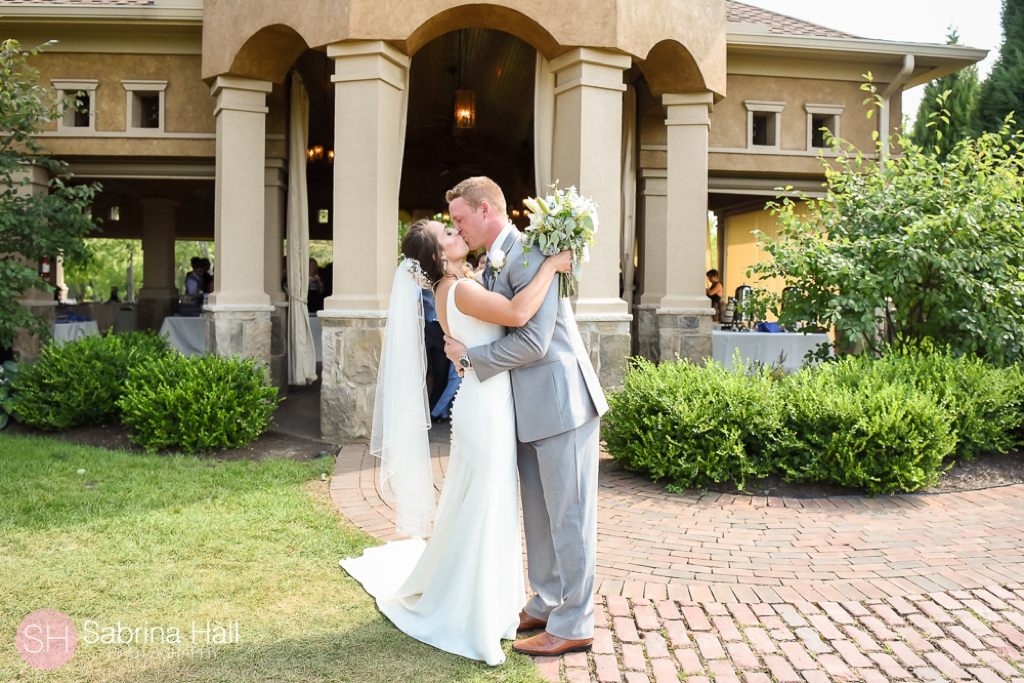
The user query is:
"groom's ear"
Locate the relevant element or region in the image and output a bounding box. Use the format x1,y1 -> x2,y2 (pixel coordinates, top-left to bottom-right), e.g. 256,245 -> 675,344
479,200 -> 490,219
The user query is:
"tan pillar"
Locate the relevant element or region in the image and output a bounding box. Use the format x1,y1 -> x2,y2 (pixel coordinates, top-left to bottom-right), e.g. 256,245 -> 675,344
264,159 -> 286,304
635,168 -> 667,361
659,92 -> 715,363
12,165 -> 55,359
321,41 -> 409,441
549,48 -> 632,389
204,76 -> 275,364
264,159 -> 288,389
137,198 -> 178,331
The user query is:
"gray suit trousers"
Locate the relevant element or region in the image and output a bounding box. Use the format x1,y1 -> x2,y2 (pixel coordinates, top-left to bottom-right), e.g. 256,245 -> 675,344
519,413 -> 601,641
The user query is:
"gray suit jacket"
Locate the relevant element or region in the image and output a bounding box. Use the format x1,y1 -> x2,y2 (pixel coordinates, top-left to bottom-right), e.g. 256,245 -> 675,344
468,227 -> 608,443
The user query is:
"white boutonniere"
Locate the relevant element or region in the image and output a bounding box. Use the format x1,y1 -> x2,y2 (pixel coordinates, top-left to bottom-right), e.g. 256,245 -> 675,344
489,248 -> 506,276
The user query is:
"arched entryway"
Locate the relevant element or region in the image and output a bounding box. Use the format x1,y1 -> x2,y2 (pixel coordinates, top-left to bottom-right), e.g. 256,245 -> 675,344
401,28 -> 536,222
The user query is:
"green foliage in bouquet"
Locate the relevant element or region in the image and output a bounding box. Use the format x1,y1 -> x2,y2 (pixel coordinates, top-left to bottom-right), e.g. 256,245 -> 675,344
522,183 -> 598,297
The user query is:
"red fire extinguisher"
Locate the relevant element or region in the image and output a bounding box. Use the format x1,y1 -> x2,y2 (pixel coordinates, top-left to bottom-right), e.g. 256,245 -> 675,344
39,257 -> 52,283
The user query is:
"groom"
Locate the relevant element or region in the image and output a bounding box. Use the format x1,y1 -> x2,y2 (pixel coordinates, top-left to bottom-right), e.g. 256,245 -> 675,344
444,177 -> 608,656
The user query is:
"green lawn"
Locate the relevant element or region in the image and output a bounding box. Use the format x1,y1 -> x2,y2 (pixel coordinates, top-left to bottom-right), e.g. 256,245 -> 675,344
0,434 -> 544,683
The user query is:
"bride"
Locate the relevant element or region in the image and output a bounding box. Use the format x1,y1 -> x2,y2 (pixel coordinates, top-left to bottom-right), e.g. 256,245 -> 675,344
340,218 -> 572,665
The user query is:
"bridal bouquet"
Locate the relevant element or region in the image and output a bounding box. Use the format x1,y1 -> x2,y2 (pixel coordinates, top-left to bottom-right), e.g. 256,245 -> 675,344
521,183 -> 599,298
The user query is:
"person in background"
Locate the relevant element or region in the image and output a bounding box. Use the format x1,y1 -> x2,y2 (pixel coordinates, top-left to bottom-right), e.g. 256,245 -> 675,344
185,257 -> 207,298
706,269 -> 723,321
319,262 -> 334,300
201,258 -> 213,294
308,258 -> 324,313
478,253 -> 490,288
421,286 -> 449,417
430,361 -> 462,422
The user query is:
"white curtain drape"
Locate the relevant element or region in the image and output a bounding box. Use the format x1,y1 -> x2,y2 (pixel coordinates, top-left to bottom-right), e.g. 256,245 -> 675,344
620,84 -> 638,305
286,73 -> 318,386
534,51 -> 555,193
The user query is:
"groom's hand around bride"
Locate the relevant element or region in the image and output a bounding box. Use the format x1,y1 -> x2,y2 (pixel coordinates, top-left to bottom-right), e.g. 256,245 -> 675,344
442,250 -> 572,377
444,336 -> 467,377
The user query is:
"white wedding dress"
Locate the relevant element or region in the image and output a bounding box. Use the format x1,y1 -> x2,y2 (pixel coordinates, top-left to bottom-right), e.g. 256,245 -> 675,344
340,279 -> 525,666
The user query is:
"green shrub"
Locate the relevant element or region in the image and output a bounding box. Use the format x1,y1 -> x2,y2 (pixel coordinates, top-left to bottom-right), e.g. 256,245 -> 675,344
117,354 -> 280,453
775,364 -> 956,495
0,360 -> 20,430
12,330 -> 172,431
603,357 -> 787,490
825,349 -> 1024,461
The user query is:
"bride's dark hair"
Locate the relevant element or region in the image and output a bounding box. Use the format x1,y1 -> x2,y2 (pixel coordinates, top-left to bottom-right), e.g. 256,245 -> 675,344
401,219 -> 447,287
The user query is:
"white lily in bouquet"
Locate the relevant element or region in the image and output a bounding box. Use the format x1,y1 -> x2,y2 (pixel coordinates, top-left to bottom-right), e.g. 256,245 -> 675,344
521,182 -> 599,298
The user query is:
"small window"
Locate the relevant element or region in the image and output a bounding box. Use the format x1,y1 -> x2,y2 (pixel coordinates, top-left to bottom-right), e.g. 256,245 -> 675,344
133,92 -> 161,128
805,104 -> 845,151
752,113 -> 775,147
73,92 -> 91,128
744,101 -> 784,150
52,79 -> 99,133
122,80 -> 167,133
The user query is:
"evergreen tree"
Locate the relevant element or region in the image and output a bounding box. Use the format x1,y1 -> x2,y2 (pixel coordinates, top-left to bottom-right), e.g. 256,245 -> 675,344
912,30 -> 980,156
971,0 -> 1024,135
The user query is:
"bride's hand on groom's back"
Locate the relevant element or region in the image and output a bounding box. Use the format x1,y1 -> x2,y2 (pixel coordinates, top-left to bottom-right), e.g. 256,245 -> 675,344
550,250 -> 573,273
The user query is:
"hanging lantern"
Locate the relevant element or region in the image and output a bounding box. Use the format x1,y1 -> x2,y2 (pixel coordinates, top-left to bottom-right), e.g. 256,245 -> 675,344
455,89 -> 476,130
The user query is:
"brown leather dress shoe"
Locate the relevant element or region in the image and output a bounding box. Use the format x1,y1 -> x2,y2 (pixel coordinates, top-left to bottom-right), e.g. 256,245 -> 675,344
518,610 -> 547,632
513,631 -> 593,656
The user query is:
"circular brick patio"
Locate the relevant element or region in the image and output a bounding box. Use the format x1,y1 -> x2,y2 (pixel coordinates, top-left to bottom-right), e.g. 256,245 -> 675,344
330,443 -> 1024,682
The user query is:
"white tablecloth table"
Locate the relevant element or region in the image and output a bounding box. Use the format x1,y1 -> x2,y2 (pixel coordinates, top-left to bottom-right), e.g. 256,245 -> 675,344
51,321 -> 99,345
309,314 -> 322,363
712,330 -> 832,372
159,316 -> 208,358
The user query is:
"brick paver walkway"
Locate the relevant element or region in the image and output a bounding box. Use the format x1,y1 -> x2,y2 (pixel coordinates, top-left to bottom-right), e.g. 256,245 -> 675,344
330,444 -> 1024,682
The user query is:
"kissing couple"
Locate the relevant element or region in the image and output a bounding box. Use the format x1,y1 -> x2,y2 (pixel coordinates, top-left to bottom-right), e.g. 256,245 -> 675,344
340,176 -> 607,665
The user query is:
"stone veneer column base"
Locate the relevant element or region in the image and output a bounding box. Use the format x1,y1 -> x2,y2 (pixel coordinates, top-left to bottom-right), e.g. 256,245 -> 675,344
575,314 -> 632,391
633,304 -> 661,363
269,302 -> 288,391
319,312 -> 385,443
203,304 -> 274,367
12,301 -> 57,361
657,308 -> 715,364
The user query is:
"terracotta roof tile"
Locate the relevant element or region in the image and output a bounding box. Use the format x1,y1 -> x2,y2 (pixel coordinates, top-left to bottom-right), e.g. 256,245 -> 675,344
727,0 -> 859,39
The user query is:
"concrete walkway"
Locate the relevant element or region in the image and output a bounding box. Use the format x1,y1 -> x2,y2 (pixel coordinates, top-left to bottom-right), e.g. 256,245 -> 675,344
330,443 -> 1024,682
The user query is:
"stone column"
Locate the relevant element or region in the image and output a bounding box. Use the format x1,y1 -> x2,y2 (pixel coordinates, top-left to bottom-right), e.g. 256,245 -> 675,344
12,165 -> 55,360
549,48 -> 632,389
659,92 -> 716,363
264,159 -> 288,389
635,168 -> 667,362
320,41 -> 408,441
137,198 -> 178,331
204,76 -> 275,364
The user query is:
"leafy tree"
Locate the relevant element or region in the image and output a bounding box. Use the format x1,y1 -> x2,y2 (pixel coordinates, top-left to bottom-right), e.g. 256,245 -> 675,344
971,0 -> 1024,136
0,39 -> 100,347
747,91 -> 1024,365
912,29 -> 980,156
63,238 -> 143,302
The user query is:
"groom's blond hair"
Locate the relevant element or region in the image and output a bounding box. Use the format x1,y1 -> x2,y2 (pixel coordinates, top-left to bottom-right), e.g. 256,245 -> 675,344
445,176 -> 507,218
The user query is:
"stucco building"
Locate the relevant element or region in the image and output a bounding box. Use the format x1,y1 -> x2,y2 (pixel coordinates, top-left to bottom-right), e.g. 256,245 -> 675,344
2,0 -> 985,440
